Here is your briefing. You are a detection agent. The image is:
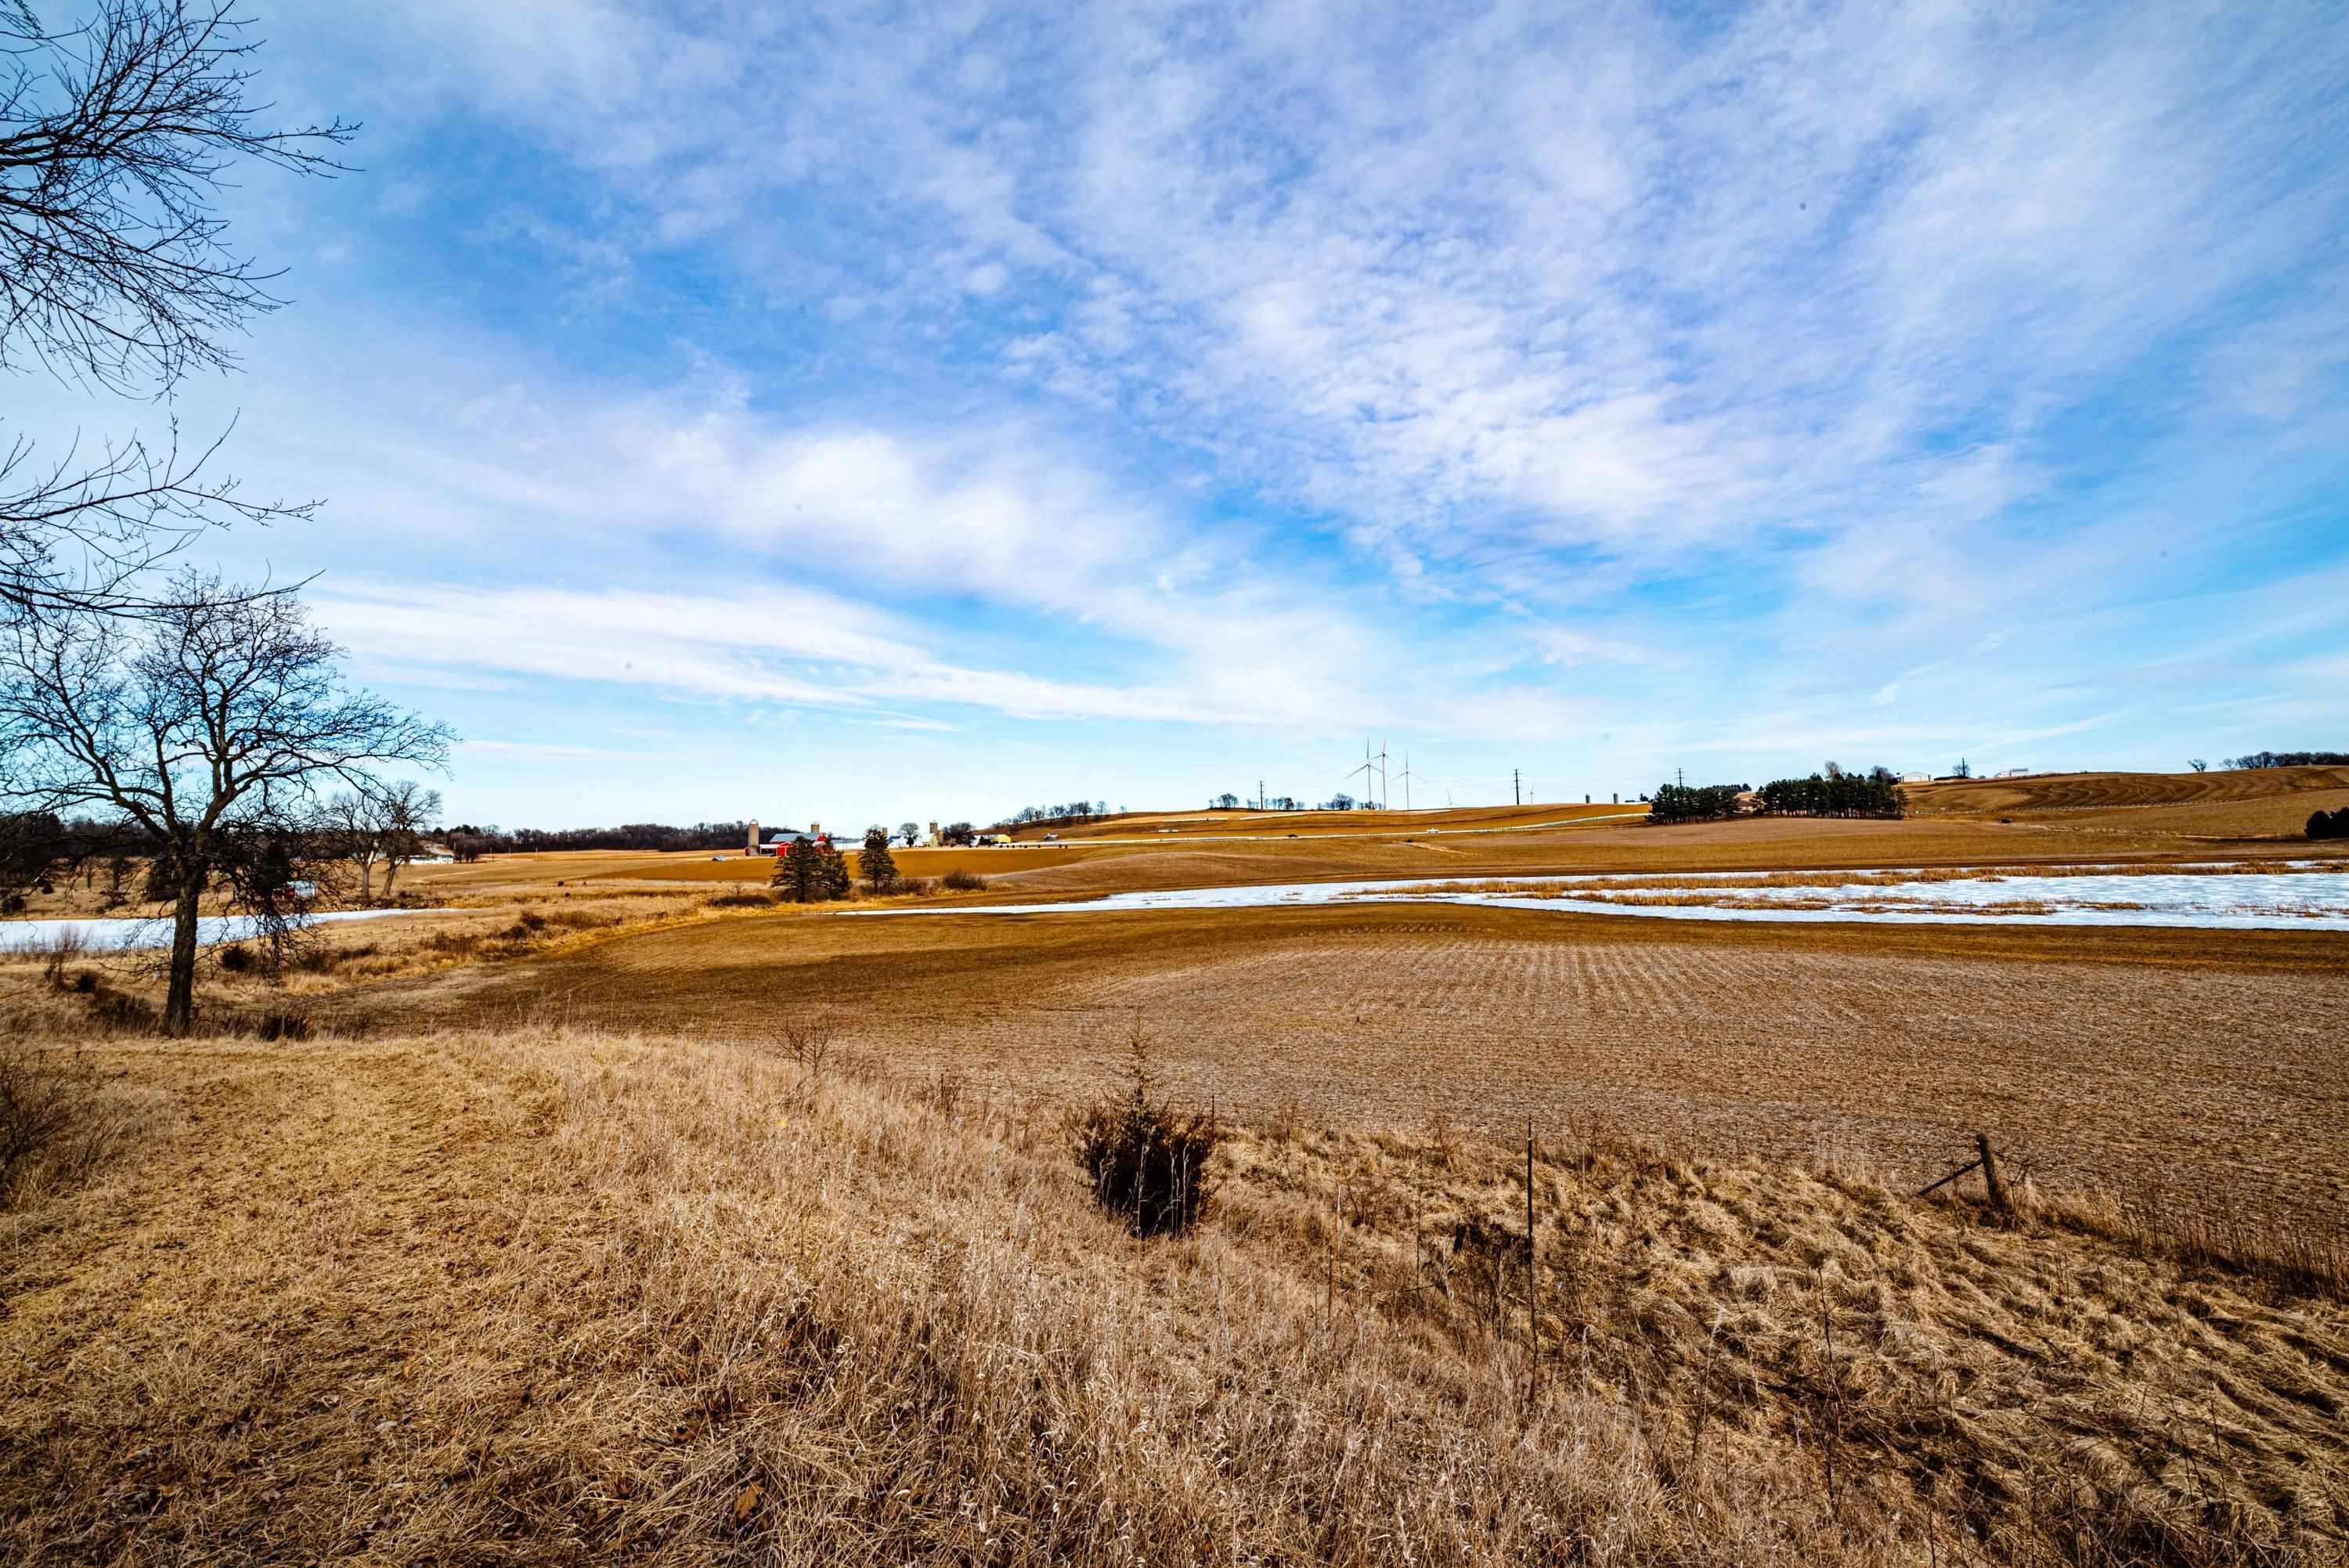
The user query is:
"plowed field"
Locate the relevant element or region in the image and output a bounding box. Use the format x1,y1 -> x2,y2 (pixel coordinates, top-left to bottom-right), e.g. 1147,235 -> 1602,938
355,903 -> 2349,1235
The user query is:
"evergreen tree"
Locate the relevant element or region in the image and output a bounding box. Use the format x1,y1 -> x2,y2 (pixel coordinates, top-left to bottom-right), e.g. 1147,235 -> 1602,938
818,842 -> 853,899
860,826 -> 898,892
773,836 -> 821,902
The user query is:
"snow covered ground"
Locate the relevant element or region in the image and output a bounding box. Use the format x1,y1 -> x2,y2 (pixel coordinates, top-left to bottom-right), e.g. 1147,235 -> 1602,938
0,909 -> 452,953
848,864 -> 2349,931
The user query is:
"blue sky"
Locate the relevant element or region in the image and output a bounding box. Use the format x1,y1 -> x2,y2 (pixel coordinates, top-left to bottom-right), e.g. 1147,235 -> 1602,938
27,1 -> 2349,828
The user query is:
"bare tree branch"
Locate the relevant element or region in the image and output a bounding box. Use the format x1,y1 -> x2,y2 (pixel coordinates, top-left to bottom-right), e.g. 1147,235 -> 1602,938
0,2 -> 352,618
0,1 -> 356,394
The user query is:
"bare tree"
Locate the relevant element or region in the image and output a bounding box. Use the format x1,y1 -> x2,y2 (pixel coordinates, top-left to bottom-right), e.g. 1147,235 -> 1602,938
0,1 -> 354,615
375,779 -> 441,901
0,574 -> 450,1033
2188,759 -> 2209,773
316,790 -> 381,902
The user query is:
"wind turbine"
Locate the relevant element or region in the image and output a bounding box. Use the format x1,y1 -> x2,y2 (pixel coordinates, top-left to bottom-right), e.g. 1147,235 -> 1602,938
1394,751 -> 1425,812
1346,741 -> 1380,810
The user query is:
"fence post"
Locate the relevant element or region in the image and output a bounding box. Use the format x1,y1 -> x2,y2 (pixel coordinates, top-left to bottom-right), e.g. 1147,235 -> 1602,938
1976,1130 -> 2010,1215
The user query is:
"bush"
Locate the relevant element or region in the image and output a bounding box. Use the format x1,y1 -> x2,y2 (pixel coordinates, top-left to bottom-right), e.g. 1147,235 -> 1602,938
0,1046 -> 126,1209
218,943 -> 254,973
1066,1036 -> 1223,1238
705,890 -> 777,908
940,867 -> 987,892
2308,809 -> 2349,842
0,892 -> 23,914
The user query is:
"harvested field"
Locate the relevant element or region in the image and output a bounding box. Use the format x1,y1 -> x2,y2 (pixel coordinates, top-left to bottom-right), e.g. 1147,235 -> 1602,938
568,819 -> 2347,899
350,902 -> 2349,1245
1910,765 -> 2349,815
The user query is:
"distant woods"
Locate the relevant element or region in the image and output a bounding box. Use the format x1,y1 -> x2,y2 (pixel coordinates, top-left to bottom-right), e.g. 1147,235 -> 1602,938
999,800 -> 1108,829
443,822 -> 756,859
2229,751 -> 2349,770
1649,765 -> 1905,826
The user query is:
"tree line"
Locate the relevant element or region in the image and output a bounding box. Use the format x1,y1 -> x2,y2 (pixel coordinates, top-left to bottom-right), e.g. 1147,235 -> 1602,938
1647,765 -> 1905,825
1645,783 -> 1748,824
2228,751 -> 2349,770
441,820 -> 755,859
1755,766 -> 1905,818
998,801 -> 1109,828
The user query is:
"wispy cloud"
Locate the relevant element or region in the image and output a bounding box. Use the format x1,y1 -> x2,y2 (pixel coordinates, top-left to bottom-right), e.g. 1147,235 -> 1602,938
53,0 -> 2340,821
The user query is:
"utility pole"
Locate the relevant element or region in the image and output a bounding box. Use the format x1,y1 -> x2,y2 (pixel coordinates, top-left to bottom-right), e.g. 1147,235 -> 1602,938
1514,768 -> 1521,805
1676,766 -> 1685,790
1257,779 -> 1265,812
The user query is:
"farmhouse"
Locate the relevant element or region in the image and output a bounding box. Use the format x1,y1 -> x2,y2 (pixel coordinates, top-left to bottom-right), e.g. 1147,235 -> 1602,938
745,823 -> 844,856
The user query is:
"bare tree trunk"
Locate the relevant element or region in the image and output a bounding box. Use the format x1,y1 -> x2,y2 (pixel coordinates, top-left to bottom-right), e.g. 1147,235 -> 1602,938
380,856 -> 399,902
164,872 -> 204,1036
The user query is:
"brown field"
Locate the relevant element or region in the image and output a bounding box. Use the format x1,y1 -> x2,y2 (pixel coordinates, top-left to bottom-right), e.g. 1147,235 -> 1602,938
1908,765 -> 2349,838
561,815 -> 2347,900
1909,764 -> 2349,815
339,900 -> 2349,1242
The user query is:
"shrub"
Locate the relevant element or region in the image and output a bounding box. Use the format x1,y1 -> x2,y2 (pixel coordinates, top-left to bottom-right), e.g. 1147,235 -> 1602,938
0,892 -> 23,914
0,1046 -> 128,1208
38,927 -> 87,986
940,867 -> 987,892
1066,1034 -> 1222,1238
705,890 -> 776,908
218,943 -> 254,973
2308,809 -> 2348,842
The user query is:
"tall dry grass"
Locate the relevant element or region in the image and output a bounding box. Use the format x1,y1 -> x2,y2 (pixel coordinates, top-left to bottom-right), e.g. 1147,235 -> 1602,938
2,1018 -> 2344,1563
0,1022 -> 1913,1566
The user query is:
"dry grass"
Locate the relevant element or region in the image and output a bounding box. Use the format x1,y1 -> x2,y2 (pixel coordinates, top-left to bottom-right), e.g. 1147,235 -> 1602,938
0,1025 -> 1853,1565
0,1044 -> 157,1210
2,1022 -> 2343,1564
